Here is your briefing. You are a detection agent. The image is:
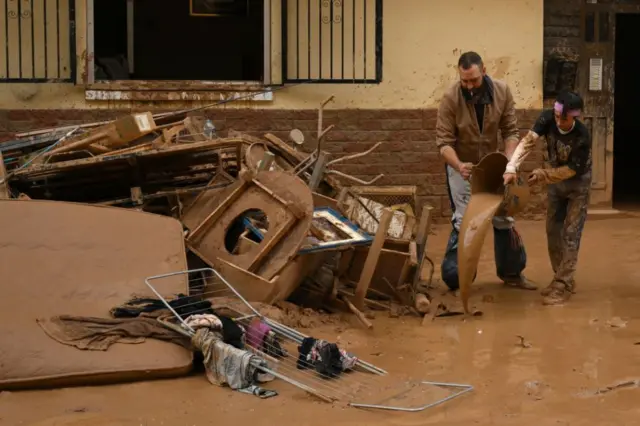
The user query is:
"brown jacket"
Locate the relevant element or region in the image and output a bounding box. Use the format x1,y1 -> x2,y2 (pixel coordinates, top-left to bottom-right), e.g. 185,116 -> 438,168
436,77 -> 520,164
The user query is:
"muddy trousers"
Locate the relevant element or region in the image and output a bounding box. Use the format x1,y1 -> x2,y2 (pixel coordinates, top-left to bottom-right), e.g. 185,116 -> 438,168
546,176 -> 591,292
441,165 -> 527,291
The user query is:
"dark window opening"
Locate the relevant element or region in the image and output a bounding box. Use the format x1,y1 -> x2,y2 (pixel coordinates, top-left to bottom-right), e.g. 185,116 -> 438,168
613,13 -> 640,206
543,57 -> 578,98
93,0 -> 264,81
585,11 -> 596,42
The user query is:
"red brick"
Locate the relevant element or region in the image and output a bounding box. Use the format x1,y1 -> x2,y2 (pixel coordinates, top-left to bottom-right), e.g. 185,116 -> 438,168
337,109 -> 423,120
0,132 -> 16,143
7,110 -> 35,121
422,109 -> 437,130
292,120 -> 317,130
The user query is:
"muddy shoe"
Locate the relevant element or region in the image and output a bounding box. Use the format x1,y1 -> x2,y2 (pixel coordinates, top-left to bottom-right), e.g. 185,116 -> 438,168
541,280 -> 574,296
503,276 -> 538,291
542,287 -> 570,306
540,282 -> 555,296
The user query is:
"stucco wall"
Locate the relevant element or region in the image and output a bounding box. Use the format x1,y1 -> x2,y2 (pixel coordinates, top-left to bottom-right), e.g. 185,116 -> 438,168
0,0 -> 544,110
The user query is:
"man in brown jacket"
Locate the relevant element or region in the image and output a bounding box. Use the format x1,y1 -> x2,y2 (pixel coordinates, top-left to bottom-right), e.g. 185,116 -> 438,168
437,51 -> 536,292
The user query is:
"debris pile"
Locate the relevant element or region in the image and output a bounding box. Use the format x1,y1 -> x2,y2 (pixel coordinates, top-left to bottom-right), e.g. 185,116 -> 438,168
0,97 -> 471,409
1,96 -> 437,327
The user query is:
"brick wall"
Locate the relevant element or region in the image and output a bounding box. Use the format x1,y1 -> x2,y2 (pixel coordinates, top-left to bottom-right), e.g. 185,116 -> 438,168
0,108 -> 547,222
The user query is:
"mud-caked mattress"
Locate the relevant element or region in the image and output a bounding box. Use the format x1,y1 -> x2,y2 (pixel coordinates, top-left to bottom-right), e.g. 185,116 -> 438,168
0,200 -> 192,389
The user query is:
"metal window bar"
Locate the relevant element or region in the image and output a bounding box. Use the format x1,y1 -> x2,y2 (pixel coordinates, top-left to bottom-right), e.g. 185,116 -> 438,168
145,268 -> 473,411
1,0 -> 76,82
282,0 -> 382,83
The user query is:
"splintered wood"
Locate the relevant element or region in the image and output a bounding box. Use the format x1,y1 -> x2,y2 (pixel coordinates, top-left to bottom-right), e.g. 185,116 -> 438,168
183,170 -> 314,302
1,108 -> 441,330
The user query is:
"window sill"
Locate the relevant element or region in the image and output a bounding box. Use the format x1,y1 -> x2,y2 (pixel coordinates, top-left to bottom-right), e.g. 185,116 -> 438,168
84,80 -> 274,102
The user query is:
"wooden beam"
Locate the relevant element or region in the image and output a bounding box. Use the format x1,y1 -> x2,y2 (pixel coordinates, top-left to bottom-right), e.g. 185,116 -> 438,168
308,151 -> 330,191
353,208 -> 393,310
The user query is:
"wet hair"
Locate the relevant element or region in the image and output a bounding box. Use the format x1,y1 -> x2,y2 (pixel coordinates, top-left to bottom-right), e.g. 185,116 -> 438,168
458,52 -> 483,70
555,91 -> 584,117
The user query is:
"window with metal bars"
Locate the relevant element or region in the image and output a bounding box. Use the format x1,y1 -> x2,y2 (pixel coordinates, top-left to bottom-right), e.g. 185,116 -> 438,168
282,0 -> 382,84
0,0 -> 76,82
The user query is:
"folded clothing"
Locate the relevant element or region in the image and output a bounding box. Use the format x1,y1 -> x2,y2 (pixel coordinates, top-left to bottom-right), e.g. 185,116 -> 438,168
192,328 -> 277,398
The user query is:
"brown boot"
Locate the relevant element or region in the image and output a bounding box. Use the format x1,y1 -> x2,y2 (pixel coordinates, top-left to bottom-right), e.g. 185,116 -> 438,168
503,276 -> 538,291
542,287 -> 571,305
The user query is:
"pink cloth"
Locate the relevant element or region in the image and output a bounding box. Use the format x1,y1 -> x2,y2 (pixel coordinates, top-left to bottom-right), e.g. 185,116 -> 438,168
246,320 -> 271,350
554,101 -> 581,117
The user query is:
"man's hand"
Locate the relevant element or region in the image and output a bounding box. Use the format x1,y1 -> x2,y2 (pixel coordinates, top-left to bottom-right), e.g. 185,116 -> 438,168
528,169 -> 546,185
503,172 -> 517,185
458,162 -> 474,180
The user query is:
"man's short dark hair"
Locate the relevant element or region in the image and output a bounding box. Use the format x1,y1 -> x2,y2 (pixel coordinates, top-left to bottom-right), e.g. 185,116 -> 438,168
556,91 -> 584,113
458,52 -> 483,70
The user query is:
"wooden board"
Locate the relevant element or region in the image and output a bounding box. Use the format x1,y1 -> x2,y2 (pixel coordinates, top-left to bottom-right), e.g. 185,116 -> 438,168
344,244 -> 411,297
299,208 -> 373,253
0,151 -> 9,198
341,193 -> 414,239
184,170 -> 314,280
0,200 -> 191,390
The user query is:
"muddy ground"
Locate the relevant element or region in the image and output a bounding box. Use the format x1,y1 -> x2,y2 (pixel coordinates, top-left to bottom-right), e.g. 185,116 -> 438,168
1,218 -> 639,426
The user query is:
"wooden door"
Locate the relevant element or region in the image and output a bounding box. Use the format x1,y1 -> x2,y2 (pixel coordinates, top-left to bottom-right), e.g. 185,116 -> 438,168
579,1 -> 614,207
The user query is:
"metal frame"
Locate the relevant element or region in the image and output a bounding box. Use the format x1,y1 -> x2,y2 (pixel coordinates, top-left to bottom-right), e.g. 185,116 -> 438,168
349,381 -> 474,412
1,0 -> 77,83
145,267 -> 473,411
282,0 -> 383,84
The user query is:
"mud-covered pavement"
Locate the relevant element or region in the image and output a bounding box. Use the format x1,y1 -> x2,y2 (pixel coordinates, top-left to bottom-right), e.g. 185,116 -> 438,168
2,218 -> 639,426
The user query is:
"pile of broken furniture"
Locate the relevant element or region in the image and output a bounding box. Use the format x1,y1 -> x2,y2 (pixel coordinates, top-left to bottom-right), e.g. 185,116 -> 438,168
0,96 -> 436,328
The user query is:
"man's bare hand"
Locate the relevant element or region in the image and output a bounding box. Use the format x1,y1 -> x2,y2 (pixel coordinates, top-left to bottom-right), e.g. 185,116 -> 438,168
458,162 -> 474,180
503,173 -> 517,185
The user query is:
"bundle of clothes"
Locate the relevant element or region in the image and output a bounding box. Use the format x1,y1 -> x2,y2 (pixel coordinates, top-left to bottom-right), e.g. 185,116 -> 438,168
297,337 -> 358,378
118,295 -> 288,398
40,294 -> 288,399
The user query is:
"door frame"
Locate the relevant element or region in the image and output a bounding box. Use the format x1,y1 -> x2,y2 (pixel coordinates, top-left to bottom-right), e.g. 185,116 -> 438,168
579,1 -> 640,207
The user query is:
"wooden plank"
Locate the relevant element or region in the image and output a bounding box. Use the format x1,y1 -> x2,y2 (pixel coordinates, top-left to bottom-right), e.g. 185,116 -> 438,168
183,117 -> 207,142
0,152 -> 9,199
347,185 -> 417,197
187,179 -> 250,240
308,151 -> 330,191
340,295 -> 373,329
191,253 -> 279,303
312,192 -> 339,210
402,215 -> 416,240
409,241 -> 418,266
263,132 -> 305,162
247,215 -> 297,273
396,257 -> 412,288
353,208 -> 393,310
414,205 -> 434,287
415,205 -> 434,258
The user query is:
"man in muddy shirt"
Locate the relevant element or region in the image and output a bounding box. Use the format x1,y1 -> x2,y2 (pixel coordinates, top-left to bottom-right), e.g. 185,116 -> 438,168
503,91 -> 591,305
436,51 -> 537,292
